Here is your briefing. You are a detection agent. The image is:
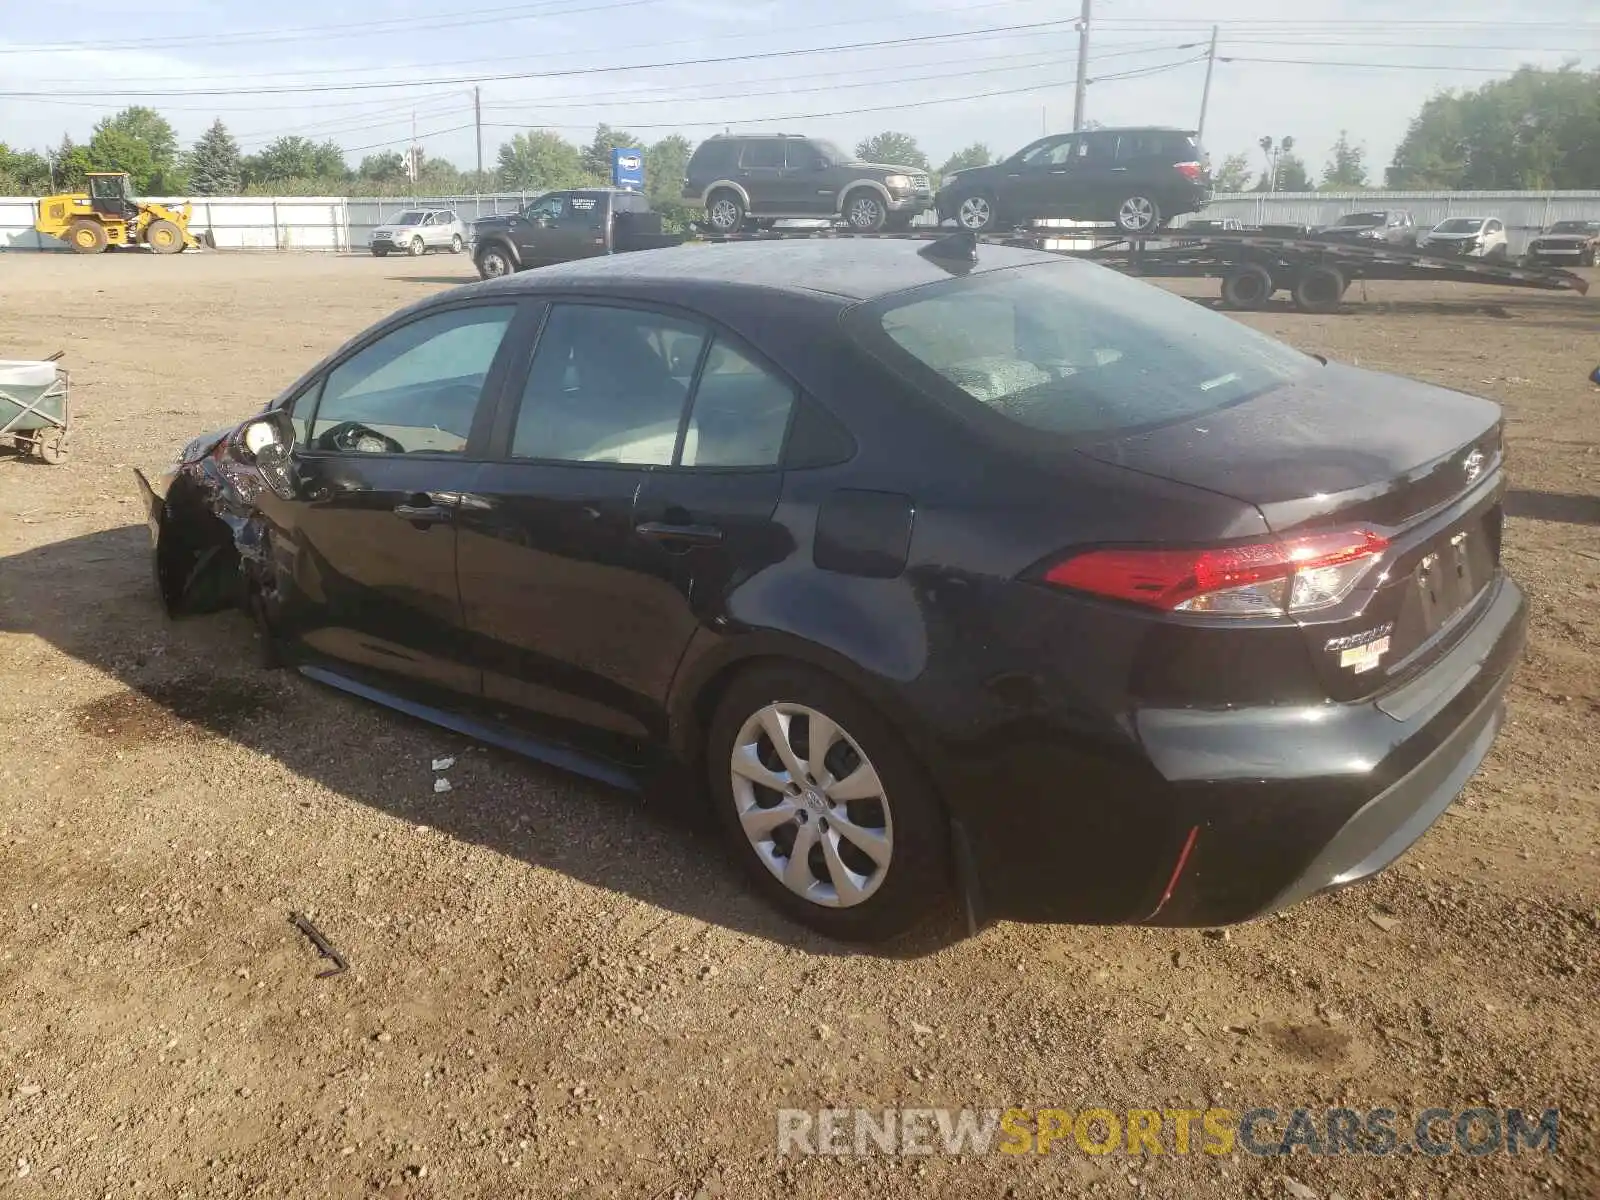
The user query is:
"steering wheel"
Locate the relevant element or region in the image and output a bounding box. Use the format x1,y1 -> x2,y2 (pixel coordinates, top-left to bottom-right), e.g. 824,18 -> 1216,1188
316,420 -> 406,455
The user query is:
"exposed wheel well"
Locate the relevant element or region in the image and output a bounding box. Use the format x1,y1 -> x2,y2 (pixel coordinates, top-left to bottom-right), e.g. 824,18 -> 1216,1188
156,475 -> 241,616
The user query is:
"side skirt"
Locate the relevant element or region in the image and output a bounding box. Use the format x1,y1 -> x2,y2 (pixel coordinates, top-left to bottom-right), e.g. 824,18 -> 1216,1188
298,664 -> 644,794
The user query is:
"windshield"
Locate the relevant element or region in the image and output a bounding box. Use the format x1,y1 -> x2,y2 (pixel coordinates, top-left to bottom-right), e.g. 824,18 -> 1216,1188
1335,213 -> 1386,228
1548,221 -> 1598,234
847,260 -> 1315,441
1433,218 -> 1483,233
388,210 -> 425,225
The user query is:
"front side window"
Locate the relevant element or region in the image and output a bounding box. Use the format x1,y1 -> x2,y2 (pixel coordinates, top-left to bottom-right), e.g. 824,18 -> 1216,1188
309,305 -> 516,455
513,304 -> 703,465
847,260 -> 1314,441
1017,137 -> 1066,167
524,195 -> 566,220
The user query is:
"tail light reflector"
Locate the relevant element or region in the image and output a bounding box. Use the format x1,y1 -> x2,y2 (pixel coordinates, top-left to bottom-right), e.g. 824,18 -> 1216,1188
1043,528 -> 1390,616
1174,161 -> 1204,181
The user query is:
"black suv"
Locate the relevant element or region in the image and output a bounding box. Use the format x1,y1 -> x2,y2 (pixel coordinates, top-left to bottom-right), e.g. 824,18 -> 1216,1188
935,126 -> 1209,234
683,134 -> 933,233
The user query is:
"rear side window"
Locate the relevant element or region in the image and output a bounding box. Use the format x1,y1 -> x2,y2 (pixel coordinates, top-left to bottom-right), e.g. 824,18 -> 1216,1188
846,261 -> 1314,441
690,140 -> 737,175
741,140 -> 784,169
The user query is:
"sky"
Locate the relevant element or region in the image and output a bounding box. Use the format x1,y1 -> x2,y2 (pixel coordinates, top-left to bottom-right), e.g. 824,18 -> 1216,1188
1,0 -> 1596,183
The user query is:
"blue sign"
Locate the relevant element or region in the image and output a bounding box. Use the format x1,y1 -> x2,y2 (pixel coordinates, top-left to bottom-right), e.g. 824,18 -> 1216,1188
611,147 -> 645,191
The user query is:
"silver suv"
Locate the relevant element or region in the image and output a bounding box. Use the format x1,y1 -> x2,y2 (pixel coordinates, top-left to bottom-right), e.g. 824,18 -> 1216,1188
369,208 -> 469,257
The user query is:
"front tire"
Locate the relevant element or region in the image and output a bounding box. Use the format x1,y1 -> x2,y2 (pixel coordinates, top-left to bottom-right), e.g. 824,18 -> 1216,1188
450,234 -> 463,254
408,235 -> 426,257
371,248 -> 389,258
146,219 -> 184,254
1114,194 -> 1162,235
953,191 -> 998,232
843,190 -> 888,232
707,663 -> 952,943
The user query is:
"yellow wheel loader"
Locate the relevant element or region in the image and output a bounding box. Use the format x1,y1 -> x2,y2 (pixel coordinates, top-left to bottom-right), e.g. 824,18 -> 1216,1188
34,172 -> 212,255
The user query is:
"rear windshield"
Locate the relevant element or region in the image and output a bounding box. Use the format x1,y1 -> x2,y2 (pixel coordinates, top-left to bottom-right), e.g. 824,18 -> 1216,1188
1434,218 -> 1483,233
846,260 -> 1314,441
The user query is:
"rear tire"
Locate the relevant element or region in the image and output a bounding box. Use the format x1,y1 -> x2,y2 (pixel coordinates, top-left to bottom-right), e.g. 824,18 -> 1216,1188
372,248 -> 389,258
1291,264 -> 1347,313
146,218 -> 184,254
705,190 -> 745,234
475,244 -> 514,280
1114,194 -> 1162,235
66,219 -> 108,254
1220,263 -> 1274,310
706,662 -> 953,943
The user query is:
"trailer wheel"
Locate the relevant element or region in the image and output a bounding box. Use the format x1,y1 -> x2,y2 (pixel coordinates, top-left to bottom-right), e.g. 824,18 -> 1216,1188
1220,263 -> 1274,310
1291,265 -> 1347,314
66,219 -> 108,254
37,429 -> 69,465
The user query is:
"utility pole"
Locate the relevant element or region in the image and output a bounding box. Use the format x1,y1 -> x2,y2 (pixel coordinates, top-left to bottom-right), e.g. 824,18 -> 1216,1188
474,86 -> 484,181
1072,0 -> 1092,132
1196,25 -> 1219,149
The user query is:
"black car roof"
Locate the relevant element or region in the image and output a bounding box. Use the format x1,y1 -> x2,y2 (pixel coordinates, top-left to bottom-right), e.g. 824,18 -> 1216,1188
472,238 -> 1071,302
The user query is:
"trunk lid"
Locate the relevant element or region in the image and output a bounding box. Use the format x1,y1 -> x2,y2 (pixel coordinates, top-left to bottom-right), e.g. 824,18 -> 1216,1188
1075,363 -> 1506,698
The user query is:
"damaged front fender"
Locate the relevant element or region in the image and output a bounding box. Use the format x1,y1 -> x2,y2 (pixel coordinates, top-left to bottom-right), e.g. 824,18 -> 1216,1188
132,423 -> 287,621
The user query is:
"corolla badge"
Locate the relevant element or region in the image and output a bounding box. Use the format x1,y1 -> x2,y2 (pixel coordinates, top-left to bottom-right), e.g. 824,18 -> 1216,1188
1463,448 -> 1484,484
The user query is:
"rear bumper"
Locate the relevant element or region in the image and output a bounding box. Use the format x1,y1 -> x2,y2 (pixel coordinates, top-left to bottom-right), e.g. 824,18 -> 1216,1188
951,572 -> 1527,927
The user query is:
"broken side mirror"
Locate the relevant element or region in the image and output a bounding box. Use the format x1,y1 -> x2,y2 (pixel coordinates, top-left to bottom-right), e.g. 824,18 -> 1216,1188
231,409 -> 298,501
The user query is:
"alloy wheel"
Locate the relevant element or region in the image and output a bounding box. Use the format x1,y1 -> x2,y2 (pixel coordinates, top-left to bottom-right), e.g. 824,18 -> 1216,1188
1117,196 -> 1157,232
729,702 -> 893,909
956,196 -> 992,231
847,196 -> 885,230
709,198 -> 741,231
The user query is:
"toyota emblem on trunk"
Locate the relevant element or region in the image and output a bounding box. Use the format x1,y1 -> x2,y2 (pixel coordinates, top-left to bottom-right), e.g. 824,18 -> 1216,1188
1463,449 -> 1484,484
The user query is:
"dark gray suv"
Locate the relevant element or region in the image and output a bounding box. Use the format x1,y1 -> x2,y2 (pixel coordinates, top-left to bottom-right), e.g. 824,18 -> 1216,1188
683,134 -> 933,233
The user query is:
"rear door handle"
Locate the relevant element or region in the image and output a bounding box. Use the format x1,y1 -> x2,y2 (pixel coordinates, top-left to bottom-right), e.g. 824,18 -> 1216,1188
635,521 -> 724,547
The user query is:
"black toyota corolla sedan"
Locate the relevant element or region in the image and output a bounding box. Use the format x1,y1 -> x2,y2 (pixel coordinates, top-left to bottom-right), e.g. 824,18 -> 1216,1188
135,236 -> 1526,943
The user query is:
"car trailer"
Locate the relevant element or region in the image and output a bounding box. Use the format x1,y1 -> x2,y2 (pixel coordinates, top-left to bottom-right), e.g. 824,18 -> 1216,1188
0,351 -> 70,465
692,225 -> 1590,314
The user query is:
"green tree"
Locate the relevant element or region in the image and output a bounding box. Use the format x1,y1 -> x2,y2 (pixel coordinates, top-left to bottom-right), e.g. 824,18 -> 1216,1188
1255,152 -> 1312,192
358,150 -> 408,184
52,135 -> 93,192
87,106 -> 184,192
854,131 -> 928,170
243,136 -> 348,187
580,124 -> 643,182
936,142 -> 991,178
1320,130 -> 1369,190
644,134 -> 694,231
495,129 -> 588,191
1211,152 -> 1252,193
0,144 -> 52,194
1387,64 -> 1600,189
188,119 -> 242,196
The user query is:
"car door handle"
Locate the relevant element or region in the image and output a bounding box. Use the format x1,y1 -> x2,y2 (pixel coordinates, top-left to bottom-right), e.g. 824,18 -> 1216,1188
635,521 -> 724,547
394,497 -> 454,526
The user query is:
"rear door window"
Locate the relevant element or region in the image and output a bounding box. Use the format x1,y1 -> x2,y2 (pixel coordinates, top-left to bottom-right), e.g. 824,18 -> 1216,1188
741,140 -> 785,169
846,260 -> 1314,441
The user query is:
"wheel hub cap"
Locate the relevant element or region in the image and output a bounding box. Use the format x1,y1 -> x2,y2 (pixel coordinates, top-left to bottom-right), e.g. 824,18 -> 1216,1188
730,702 -> 893,909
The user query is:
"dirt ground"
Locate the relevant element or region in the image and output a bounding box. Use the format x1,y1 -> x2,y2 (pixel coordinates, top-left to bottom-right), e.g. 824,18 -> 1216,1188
0,250 -> 1597,1200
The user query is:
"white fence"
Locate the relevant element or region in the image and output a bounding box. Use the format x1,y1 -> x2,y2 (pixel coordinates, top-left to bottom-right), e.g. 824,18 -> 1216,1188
4,189 -> 1599,256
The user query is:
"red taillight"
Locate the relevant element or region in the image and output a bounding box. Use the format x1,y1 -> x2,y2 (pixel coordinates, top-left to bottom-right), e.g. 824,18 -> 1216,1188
1174,161 -> 1203,181
1043,528 -> 1389,616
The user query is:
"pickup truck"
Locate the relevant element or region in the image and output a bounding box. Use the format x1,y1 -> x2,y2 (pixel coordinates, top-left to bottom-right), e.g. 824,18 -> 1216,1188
470,189 -> 683,279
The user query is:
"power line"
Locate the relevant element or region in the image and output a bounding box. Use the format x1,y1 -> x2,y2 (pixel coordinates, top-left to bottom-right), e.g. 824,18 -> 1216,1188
1217,55 -> 1587,72
0,18 -> 1081,99
0,0 -> 659,56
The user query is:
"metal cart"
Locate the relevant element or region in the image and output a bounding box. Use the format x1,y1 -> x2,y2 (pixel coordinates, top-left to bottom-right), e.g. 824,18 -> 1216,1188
0,351 -> 70,465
